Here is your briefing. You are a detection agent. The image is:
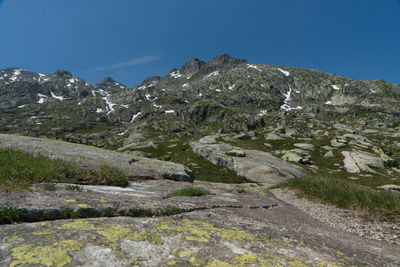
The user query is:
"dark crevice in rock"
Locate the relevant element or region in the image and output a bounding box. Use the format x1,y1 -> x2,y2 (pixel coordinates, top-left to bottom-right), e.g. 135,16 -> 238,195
0,203 -> 278,225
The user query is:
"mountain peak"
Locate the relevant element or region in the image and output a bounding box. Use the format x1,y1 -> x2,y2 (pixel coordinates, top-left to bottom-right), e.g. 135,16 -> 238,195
52,70 -> 73,78
180,58 -> 205,75
210,54 -> 247,66
95,77 -> 126,91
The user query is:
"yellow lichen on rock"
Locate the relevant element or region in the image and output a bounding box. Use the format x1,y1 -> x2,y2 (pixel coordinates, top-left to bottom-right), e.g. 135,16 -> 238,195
97,225 -> 132,244
77,204 -> 91,209
7,235 -> 24,242
10,240 -> 82,267
178,251 -> 195,258
156,219 -> 254,244
56,219 -> 99,231
189,256 -> 205,266
32,229 -> 56,235
65,199 -> 77,203
167,259 -> 178,266
131,230 -> 163,245
100,198 -> 108,203
233,254 -> 258,266
206,259 -> 233,267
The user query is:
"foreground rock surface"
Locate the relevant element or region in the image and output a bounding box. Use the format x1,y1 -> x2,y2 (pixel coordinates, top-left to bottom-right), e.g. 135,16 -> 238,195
1,187 -> 399,266
0,134 -> 193,182
190,135 -> 306,186
0,180 -> 277,222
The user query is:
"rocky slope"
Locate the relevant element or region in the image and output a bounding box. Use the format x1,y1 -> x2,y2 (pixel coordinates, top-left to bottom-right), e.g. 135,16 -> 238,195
1,54 -> 399,187
1,54 -> 400,265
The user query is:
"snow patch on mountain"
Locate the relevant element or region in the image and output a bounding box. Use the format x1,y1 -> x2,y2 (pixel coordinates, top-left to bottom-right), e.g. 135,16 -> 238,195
247,64 -> 262,72
130,112 -> 141,123
257,110 -> 268,116
170,71 -> 182,79
277,68 -> 290,77
10,69 -> 22,82
207,71 -> 219,78
37,93 -> 48,104
50,92 -> 65,101
280,84 -> 302,111
331,84 -> 340,90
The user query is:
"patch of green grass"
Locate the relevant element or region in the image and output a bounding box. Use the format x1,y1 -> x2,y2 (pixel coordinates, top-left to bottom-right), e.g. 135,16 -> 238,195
0,148 -> 130,192
169,187 -> 211,197
99,166 -> 128,187
65,185 -> 84,192
43,183 -> 57,191
0,204 -> 22,224
159,206 -> 184,216
136,141 -> 250,184
280,175 -> 400,219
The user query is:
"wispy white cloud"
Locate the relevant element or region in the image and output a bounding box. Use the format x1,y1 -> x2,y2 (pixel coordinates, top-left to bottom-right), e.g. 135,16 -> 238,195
83,55 -> 159,72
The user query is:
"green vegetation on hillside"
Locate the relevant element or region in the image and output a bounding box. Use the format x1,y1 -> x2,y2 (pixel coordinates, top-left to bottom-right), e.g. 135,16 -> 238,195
280,175 -> 400,219
0,148 -> 128,192
169,188 -> 211,197
136,140 -> 250,184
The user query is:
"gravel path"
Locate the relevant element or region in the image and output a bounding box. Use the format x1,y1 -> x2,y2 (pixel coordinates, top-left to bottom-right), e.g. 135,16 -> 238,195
271,188 -> 400,246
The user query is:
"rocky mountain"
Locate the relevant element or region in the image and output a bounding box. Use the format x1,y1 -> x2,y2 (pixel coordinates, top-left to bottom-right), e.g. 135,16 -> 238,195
1,54 -> 400,265
1,54 -> 399,184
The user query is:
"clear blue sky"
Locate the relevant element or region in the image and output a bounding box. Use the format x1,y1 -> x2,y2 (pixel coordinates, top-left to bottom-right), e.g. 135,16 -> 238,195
0,0 -> 399,86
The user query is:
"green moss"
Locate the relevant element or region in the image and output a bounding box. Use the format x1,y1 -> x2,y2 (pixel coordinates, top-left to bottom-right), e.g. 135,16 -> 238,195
169,187 -> 211,197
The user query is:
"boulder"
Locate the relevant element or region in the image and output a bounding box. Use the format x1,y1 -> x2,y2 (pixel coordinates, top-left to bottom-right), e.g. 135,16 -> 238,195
226,149 -> 246,157
190,137 -> 306,186
233,133 -> 250,140
393,142 -> 400,151
294,143 -> 315,151
376,184 -> 400,192
284,128 -> 299,137
331,139 -> 347,148
324,151 -> 334,158
341,150 -> 384,174
282,149 -> 311,164
264,133 -> 283,140
0,134 -> 193,182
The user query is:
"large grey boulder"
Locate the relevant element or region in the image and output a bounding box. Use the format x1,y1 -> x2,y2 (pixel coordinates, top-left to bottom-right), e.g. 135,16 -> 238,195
190,136 -> 305,186
0,134 -> 193,182
294,143 -> 315,151
376,184 -> 400,192
282,149 -> 312,164
341,150 -> 384,174
264,132 -> 284,140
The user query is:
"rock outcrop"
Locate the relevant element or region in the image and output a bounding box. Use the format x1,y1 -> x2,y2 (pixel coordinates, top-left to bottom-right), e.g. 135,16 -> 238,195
0,134 -> 193,182
342,150 -> 384,174
190,135 -> 306,186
